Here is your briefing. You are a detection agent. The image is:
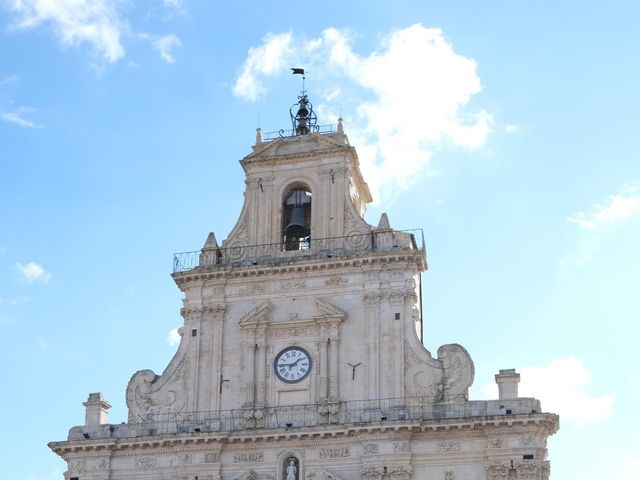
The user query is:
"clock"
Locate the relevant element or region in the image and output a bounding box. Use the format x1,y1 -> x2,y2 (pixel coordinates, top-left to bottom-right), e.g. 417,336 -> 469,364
274,346 -> 312,383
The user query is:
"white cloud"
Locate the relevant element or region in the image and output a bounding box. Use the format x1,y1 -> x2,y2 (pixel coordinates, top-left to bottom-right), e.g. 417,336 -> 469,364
1,106 -> 43,128
233,31 -> 293,101
0,74 -> 20,86
481,357 -> 615,426
4,0 -> 126,63
567,180 -> 640,230
620,458 -> 640,478
504,123 -> 520,133
148,33 -> 182,64
36,337 -> 48,349
163,0 -> 183,8
166,327 -> 181,346
232,25 -> 492,201
16,261 -> 51,284
0,296 -> 29,306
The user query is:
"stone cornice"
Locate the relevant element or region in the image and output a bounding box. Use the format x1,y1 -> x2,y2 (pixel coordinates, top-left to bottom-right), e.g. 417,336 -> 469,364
173,251 -> 426,288
49,413 -> 558,456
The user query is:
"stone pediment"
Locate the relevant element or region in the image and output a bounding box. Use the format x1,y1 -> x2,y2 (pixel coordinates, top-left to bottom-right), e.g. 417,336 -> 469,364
238,301 -> 272,329
235,470 -> 257,480
314,298 -> 346,321
308,467 -> 347,480
244,133 -> 352,164
239,298 -> 345,336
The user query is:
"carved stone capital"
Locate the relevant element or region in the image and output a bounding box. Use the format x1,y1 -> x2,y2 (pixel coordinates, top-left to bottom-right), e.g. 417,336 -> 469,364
362,292 -> 382,307
203,304 -> 226,319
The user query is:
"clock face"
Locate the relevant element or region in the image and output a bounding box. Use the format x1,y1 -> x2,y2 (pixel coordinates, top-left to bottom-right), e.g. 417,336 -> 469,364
274,346 -> 312,383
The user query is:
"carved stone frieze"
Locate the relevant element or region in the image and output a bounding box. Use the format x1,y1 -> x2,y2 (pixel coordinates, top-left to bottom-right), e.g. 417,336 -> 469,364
67,458 -> 86,474
204,452 -> 219,463
386,467 -> 412,480
325,276 -> 347,286
485,460 -> 546,479
488,438 -> 502,449
360,467 -> 385,480
363,443 -> 378,455
282,279 -> 305,290
134,456 -> 157,469
437,440 -> 461,453
393,441 -> 410,453
319,447 -> 350,458
233,452 -> 264,463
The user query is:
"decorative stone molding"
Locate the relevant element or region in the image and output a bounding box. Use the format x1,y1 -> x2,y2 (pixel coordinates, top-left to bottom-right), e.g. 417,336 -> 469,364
204,452 -> 219,463
486,460 -> 547,479
134,456 -> 157,469
386,467 -> 412,480
404,342 -> 474,401
319,447 -> 350,458
360,467 -> 385,480
393,441 -> 410,453
233,452 -> 264,463
126,348 -> 190,420
363,443 -> 378,455
437,440 -> 461,453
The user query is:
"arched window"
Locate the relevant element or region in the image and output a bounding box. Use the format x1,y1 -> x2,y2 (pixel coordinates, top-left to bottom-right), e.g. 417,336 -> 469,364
282,186 -> 312,250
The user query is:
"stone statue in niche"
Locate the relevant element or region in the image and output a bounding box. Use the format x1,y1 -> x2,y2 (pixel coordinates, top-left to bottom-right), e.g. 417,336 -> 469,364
285,457 -> 299,480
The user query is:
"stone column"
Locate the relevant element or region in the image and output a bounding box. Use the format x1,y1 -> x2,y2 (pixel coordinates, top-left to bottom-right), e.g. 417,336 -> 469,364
182,306 -> 203,412
318,337 -> 329,401
201,305 -> 225,413
256,333 -> 267,406
390,293 -> 406,399
328,325 -> 339,401
363,293 -> 380,400
244,341 -> 256,406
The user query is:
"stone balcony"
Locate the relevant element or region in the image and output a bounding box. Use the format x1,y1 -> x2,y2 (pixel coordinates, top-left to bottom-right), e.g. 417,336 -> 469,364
173,230 -> 425,274
65,395 -> 546,442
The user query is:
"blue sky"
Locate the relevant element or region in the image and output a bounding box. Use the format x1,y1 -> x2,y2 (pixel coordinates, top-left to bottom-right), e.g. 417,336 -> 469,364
1,1 -> 639,479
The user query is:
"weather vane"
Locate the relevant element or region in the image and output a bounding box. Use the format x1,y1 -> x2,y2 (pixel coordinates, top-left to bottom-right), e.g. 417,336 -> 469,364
290,67 -> 317,135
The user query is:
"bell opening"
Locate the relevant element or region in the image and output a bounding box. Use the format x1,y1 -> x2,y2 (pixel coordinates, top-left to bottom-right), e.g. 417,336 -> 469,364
283,187 -> 312,251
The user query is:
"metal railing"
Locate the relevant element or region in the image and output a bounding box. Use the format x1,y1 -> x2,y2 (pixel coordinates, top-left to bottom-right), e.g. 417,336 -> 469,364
70,395 -> 543,441
263,124 -> 335,141
173,229 -> 424,273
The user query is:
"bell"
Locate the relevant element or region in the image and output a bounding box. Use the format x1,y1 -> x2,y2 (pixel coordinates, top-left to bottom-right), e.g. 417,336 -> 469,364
297,104 -> 309,118
284,206 -> 310,239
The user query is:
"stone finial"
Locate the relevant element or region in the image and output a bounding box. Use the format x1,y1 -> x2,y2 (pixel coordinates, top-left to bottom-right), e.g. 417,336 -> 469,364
83,392 -> 111,426
337,117 -> 344,134
495,369 -> 521,400
377,212 -> 390,229
200,232 -> 220,267
256,127 -> 263,144
202,232 -> 218,250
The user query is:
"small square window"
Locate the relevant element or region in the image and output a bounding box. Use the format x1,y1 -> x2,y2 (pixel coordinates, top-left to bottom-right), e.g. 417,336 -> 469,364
394,313 -> 400,320
191,329 -> 197,337
523,454 -> 534,460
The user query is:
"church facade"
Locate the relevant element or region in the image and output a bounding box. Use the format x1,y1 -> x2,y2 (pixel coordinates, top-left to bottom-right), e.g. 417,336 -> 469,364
49,92 -> 558,480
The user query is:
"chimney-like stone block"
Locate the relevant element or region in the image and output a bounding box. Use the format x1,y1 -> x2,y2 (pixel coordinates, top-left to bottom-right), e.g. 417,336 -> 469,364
83,392 -> 111,426
495,369 -> 520,400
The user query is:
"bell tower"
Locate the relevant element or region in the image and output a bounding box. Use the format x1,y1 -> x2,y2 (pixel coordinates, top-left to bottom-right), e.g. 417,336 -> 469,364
49,80 -> 558,480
